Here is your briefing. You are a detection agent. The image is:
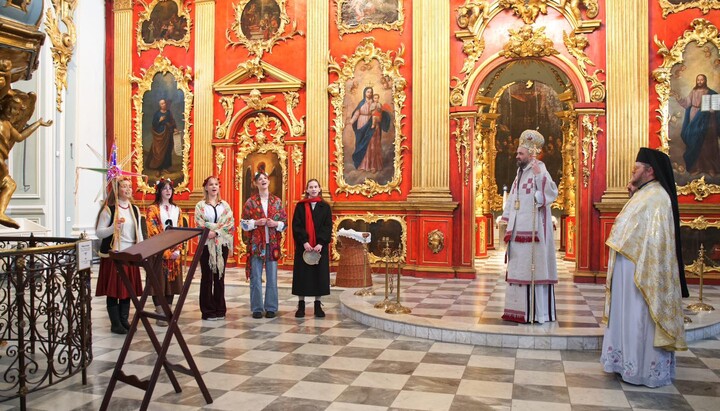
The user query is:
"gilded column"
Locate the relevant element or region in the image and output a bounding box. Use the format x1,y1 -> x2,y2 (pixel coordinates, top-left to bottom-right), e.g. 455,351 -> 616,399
113,0 -> 133,162
191,0 -> 216,200
408,0 -> 452,201
306,0 -> 329,188
603,0 -> 648,201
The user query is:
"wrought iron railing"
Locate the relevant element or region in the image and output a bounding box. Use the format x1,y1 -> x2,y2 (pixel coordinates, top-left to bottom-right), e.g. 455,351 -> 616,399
0,235 -> 92,410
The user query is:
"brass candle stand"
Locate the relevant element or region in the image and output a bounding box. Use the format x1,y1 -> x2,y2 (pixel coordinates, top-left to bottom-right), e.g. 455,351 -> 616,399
384,244 -> 411,315
354,232 -> 376,296
687,245 -> 716,313
375,237 -> 396,309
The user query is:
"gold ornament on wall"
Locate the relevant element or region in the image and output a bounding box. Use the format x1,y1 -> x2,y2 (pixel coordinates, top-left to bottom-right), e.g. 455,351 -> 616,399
283,91 -> 305,137
653,18 -> 720,201
226,0 -> 303,58
659,0 -> 720,19
215,151 -> 226,176
328,37 -> 407,197
136,0 -> 192,54
334,0 -> 405,39
498,0 -> 550,24
427,229 -> 445,254
453,117 -> 472,186
456,1 -> 489,32
291,144 -> 303,175
580,114 -> 601,188
45,0 -> 78,112
130,55 -> 193,194
215,95 -> 236,139
563,31 -> 605,102
331,213 -> 407,264
501,25 -> 559,59
680,216 -> 720,273
241,88 -> 275,110
233,112 -> 288,256
553,110 -> 577,214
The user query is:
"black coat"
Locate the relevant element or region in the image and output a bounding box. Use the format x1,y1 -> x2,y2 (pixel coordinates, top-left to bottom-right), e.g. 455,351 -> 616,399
291,200 -> 332,297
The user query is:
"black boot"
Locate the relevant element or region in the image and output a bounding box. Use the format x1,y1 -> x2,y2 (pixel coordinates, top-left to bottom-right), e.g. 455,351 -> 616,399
119,299 -> 131,330
295,300 -> 305,318
314,300 -> 325,318
107,305 -> 127,335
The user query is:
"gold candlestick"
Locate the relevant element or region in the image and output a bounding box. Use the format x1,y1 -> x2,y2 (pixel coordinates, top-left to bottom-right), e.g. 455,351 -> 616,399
687,245 -> 715,313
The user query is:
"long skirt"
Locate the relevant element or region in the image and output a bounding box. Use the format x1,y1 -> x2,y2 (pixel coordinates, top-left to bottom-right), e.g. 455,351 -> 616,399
95,257 -> 143,299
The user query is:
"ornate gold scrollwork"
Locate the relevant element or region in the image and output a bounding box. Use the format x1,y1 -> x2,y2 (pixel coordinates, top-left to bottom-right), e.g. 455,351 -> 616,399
234,112 -> 288,256
498,0 -> 550,24
226,0 -> 303,58
331,213 -> 407,263
653,18 -> 720,200
237,57 -> 266,81
427,229 -> 445,254
475,84 -> 511,214
450,76 -> 471,108
215,151 -> 226,176
130,55 -> 193,194
327,37 -> 407,198
554,110 -> 577,214
456,1 -> 488,32
501,25 -> 559,59
659,0 -> 720,19
45,0 -> 78,112
580,114 -> 601,188
334,0 -> 405,39
291,144 -> 303,175
283,91 -> 305,137
215,95 -> 236,139
563,31 -> 605,102
453,118 -> 472,186
136,0 -> 192,54
680,216 -> 720,273
241,88 -> 276,110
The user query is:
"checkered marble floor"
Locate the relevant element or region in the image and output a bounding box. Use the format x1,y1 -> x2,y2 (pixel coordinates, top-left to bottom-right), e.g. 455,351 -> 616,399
3,251 -> 720,410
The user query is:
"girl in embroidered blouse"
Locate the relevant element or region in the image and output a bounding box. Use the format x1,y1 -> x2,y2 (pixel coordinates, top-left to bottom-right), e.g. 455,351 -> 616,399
194,176 -> 234,321
241,171 -> 287,319
95,177 -> 143,335
145,179 -> 184,326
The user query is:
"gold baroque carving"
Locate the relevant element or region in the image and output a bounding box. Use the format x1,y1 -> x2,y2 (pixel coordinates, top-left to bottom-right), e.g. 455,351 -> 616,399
498,0 -> 550,24
215,95 -> 236,139
327,37 -> 407,197
563,31 -> 605,102
130,55 -> 193,194
136,0 -> 192,54
234,112 -> 288,256
501,25 -> 559,59
215,150 -> 226,176
580,114 -> 601,188
334,0 -> 405,39
241,88 -> 275,110
680,216 -> 720,273
653,19 -> 720,199
453,118 -> 472,186
114,0 -> 133,11
456,1 -> 488,32
659,0 -> 720,19
331,213 -> 407,264
45,0 -> 78,113
291,144 -> 303,175
450,75 -> 470,107
427,229 -> 445,254
553,110 -> 577,214
283,91 -> 305,137
226,0 -> 303,58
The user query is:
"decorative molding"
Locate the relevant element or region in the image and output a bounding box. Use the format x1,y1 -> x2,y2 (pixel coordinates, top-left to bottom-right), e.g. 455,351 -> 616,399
45,0 -> 78,112
241,88 -> 275,110
291,144 -> 303,175
327,37 -> 407,197
563,31 -> 605,102
334,0 -> 405,39
498,0 -> 551,24
213,59 -> 304,94
130,55 -> 194,194
226,0 -> 303,58
215,95 -> 236,139
501,25 -> 558,59
113,0 -> 133,11
653,19 -> 720,200
215,151 -> 226,176
554,110 -> 577,214
452,118 -> 472,186
283,91 -> 305,137
136,0 -> 192,54
580,113 -> 601,188
427,229 -> 445,254
659,0 -> 720,19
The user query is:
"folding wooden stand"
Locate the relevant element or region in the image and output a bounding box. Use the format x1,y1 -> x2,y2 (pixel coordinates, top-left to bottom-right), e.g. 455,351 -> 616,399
100,227 -> 212,410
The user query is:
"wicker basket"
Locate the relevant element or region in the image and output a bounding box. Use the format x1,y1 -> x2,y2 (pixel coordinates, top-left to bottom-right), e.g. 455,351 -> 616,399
335,236 -> 373,288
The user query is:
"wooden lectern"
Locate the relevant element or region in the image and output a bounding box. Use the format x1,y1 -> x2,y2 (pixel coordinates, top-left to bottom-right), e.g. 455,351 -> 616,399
100,227 -> 212,410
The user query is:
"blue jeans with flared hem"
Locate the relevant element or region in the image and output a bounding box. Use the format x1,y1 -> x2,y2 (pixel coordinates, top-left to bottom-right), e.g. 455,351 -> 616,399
250,244 -> 278,313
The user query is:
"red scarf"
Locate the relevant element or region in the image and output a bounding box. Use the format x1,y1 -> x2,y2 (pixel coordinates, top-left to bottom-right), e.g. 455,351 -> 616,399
299,197 -> 322,246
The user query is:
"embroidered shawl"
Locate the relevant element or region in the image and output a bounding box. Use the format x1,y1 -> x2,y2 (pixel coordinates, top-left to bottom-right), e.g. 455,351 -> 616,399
194,200 -> 235,276
146,204 -> 184,281
241,193 -> 287,260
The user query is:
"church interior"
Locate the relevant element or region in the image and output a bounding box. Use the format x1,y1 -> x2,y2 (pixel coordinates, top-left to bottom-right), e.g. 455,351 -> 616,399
1,0 -> 720,409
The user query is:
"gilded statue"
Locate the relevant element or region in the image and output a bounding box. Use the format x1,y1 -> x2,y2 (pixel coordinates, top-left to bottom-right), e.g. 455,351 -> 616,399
457,1 -> 488,30
0,60 -> 53,229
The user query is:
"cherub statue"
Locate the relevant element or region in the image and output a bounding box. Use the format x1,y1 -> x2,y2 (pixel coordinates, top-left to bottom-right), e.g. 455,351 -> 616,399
0,84 -> 53,228
457,1 -> 488,30
559,0 -> 582,20
241,88 -> 275,110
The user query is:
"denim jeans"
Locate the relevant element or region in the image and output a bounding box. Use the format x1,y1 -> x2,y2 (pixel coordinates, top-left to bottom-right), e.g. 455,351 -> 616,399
250,244 -> 278,313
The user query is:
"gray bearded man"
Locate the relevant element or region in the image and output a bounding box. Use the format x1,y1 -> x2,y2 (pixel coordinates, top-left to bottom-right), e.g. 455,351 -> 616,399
501,130 -> 559,324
